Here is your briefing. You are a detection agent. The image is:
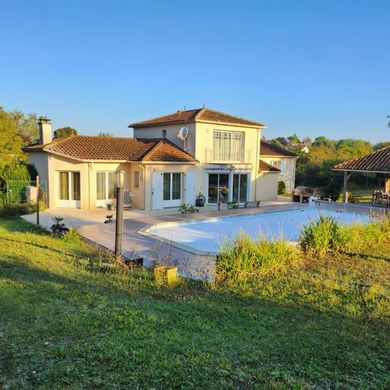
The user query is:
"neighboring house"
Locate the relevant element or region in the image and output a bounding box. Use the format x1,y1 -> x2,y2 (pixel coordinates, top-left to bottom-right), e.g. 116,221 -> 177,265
259,140 -> 297,193
25,109 -> 282,210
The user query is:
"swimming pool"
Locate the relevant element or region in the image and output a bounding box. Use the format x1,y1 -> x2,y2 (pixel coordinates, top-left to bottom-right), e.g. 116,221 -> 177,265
144,207 -> 371,254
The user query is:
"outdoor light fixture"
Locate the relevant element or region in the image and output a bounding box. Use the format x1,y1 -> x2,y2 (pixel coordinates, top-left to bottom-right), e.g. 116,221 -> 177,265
116,170 -> 125,188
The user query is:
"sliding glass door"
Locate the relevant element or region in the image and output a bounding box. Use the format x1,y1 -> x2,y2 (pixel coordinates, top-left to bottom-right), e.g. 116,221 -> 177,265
232,173 -> 248,203
58,171 -> 80,207
96,171 -> 116,207
208,173 -> 229,204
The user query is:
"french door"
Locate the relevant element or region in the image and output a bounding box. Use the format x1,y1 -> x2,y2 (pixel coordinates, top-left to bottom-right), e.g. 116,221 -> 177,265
58,171 -> 80,207
232,174 -> 248,203
96,171 -> 116,207
163,173 -> 182,207
208,173 -> 229,204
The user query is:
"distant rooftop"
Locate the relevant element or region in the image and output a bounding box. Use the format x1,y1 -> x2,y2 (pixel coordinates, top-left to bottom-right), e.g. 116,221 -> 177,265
260,140 -> 297,157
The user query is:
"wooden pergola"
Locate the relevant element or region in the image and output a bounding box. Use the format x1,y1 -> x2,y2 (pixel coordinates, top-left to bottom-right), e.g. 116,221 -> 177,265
333,147 -> 390,203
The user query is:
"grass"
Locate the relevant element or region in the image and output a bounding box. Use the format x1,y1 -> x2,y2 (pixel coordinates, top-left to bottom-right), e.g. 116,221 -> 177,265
0,218 -> 389,389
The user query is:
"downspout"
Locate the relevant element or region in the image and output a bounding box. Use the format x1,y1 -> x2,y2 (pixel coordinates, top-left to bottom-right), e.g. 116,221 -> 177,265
137,164 -> 146,210
255,129 -> 261,201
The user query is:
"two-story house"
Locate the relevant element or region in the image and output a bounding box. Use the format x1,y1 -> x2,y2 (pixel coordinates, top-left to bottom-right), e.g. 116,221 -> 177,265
25,108 -> 281,210
259,140 -> 297,193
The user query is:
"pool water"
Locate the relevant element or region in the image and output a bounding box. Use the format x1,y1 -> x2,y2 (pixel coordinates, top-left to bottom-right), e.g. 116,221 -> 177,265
146,208 -> 371,254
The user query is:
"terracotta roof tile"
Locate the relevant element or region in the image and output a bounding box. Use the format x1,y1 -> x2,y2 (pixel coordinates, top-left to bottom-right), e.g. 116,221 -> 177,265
259,159 -> 281,172
129,108 -> 265,128
334,147 -> 390,173
24,136 -> 197,163
260,140 -> 297,157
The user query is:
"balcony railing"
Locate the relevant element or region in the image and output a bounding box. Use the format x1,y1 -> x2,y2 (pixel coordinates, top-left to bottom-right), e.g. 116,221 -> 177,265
204,148 -> 252,163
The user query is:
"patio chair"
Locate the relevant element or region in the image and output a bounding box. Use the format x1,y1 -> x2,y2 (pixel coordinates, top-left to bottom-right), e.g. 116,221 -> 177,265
123,189 -> 133,209
372,191 -> 386,207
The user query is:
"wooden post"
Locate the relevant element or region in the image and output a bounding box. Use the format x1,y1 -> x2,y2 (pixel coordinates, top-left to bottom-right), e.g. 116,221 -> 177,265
342,172 -> 351,203
36,175 -> 40,226
385,175 -> 390,193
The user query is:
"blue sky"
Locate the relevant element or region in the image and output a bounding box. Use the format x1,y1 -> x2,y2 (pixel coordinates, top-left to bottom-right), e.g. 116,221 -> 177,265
1,0 -> 389,143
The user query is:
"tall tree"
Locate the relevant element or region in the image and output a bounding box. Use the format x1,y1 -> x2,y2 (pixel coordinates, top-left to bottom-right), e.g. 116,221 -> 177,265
9,110 -> 39,144
0,108 -> 25,169
54,126 -> 78,138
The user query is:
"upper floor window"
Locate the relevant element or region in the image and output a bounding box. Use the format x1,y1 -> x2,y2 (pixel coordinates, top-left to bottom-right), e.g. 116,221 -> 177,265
162,129 -> 167,138
213,130 -> 243,161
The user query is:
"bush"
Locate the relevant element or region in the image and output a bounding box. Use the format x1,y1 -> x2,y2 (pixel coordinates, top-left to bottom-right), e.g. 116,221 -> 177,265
340,214 -> 390,252
216,233 -> 300,290
322,179 -> 342,201
300,216 -> 346,256
278,181 -> 286,195
179,204 -> 199,214
0,203 -> 34,217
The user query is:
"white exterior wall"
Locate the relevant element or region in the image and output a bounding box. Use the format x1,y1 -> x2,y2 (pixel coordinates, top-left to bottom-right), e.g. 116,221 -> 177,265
255,172 -> 279,201
133,123 -> 196,156
261,156 -> 297,193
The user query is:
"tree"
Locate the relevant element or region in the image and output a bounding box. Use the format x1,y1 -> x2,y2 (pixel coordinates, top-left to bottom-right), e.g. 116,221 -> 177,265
9,110 -> 39,144
374,141 -> 390,150
0,108 -> 26,169
336,139 -> 372,158
0,108 -> 30,205
97,131 -> 113,137
287,133 -> 300,145
54,127 -> 78,138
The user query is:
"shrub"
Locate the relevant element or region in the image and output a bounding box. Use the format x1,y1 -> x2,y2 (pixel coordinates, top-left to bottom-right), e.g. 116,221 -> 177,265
278,181 -> 286,195
300,216 -> 346,256
322,179 -> 342,201
340,214 -> 390,252
216,233 -> 300,290
0,203 -> 34,217
179,204 -> 199,214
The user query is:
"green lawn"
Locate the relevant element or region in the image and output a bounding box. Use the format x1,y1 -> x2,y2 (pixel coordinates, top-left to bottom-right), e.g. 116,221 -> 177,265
0,218 -> 389,389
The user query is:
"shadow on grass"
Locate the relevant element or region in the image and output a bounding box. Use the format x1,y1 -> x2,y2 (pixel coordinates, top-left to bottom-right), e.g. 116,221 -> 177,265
1,259 -> 389,389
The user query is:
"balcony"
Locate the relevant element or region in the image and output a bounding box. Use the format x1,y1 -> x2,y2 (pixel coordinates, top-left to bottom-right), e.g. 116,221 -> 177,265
204,148 -> 252,164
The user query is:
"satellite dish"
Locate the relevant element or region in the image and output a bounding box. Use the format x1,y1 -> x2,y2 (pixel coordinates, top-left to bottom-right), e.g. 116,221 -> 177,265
178,127 -> 189,140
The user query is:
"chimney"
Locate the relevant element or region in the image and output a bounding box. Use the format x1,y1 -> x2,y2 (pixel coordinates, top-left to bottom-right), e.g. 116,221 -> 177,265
38,117 -> 52,144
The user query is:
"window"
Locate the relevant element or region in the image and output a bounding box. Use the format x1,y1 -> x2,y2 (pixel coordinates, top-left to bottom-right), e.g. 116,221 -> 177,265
162,129 -> 167,138
59,171 -> 80,201
134,171 -> 140,188
96,171 -> 116,200
163,173 -> 181,201
213,130 -> 243,161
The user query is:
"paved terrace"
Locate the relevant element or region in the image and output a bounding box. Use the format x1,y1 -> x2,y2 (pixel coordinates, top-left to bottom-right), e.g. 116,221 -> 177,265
23,198 -> 299,280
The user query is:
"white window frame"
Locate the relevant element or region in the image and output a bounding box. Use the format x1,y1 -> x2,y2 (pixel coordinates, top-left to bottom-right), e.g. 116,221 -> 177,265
163,172 -> 182,207
56,171 -> 81,208
96,171 -> 116,208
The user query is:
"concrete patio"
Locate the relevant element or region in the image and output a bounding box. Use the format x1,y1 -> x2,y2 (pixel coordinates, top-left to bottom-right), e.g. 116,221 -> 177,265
22,198 -> 297,280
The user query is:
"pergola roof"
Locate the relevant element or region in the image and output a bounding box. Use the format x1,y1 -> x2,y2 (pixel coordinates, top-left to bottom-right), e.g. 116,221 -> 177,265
334,147 -> 390,174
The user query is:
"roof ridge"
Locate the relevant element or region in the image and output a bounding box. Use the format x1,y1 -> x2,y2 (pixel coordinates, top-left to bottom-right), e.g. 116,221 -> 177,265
129,108 -> 202,128
198,107 -> 246,122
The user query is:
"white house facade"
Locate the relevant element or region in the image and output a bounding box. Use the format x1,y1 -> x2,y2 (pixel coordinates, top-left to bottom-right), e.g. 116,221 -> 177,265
26,109 -> 283,210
